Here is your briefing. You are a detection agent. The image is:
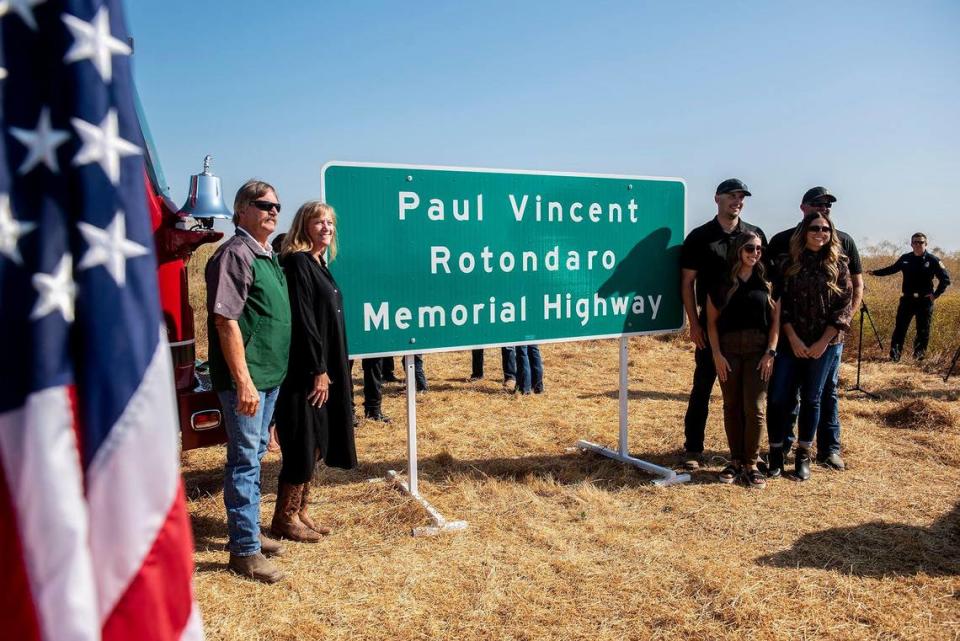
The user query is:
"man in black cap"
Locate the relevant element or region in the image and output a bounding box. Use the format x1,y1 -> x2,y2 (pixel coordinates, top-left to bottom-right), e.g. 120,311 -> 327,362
765,186 -> 862,474
869,233 -> 951,361
678,179 -> 766,470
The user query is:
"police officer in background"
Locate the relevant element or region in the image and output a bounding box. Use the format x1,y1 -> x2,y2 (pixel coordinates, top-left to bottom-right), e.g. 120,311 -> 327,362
869,233 -> 951,361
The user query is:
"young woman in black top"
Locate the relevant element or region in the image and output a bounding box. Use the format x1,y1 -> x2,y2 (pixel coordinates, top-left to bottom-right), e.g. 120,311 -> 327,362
706,231 -> 780,488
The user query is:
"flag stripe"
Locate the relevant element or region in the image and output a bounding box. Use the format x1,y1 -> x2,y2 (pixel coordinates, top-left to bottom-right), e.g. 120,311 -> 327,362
103,486 -> 197,641
87,338 -> 180,620
0,387 -> 100,641
0,466 -> 43,641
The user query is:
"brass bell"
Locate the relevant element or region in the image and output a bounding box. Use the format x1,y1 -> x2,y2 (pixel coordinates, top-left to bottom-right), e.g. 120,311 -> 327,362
178,155 -> 233,227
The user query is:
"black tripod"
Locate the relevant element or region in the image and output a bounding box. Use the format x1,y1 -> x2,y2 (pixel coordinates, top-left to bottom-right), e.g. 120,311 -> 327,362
945,345 -> 960,382
847,302 -> 884,398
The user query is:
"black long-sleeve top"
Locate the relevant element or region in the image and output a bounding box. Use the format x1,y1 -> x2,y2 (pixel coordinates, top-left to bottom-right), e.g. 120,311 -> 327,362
780,250 -> 853,346
872,251 -> 951,299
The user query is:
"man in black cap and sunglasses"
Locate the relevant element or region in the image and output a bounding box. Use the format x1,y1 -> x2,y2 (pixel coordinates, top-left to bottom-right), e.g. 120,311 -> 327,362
765,186 -> 863,475
678,179 -> 766,470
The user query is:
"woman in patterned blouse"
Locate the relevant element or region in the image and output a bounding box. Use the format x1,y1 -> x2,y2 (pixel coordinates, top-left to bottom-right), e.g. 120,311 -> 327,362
771,212 -> 853,480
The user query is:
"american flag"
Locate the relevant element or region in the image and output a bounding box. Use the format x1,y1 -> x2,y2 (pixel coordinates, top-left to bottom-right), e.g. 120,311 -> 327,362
0,1 -> 202,640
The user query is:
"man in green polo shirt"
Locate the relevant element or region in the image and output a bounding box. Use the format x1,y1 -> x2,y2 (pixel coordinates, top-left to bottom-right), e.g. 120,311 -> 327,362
206,179 -> 291,583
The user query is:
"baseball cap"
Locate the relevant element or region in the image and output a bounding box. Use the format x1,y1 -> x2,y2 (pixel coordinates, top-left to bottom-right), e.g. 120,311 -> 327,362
716,178 -> 751,196
801,186 -> 837,204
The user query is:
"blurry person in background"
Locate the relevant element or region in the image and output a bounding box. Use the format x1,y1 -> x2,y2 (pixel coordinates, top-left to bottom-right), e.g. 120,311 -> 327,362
869,232 -> 951,362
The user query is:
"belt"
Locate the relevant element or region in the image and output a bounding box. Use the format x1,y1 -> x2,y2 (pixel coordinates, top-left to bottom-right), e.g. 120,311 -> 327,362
902,293 -> 928,298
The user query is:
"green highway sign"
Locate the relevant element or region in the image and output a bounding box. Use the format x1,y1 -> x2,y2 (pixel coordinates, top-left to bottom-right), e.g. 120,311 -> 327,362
321,163 -> 686,358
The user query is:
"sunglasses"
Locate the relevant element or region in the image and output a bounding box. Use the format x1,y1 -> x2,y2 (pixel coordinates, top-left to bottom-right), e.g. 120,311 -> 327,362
251,199 -> 281,213
809,201 -> 833,209
911,240 -> 926,245
742,245 -> 763,254
807,225 -> 831,233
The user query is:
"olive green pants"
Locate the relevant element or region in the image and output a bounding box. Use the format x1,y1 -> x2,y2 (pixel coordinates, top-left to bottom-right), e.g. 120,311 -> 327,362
717,329 -> 769,465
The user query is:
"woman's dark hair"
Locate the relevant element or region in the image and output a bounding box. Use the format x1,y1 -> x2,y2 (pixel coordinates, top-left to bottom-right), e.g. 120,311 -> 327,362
786,212 -> 844,294
721,231 -> 773,308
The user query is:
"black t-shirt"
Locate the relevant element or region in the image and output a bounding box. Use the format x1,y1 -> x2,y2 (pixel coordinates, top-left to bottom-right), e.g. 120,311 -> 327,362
767,223 -> 862,290
709,271 -> 773,334
680,216 -> 767,312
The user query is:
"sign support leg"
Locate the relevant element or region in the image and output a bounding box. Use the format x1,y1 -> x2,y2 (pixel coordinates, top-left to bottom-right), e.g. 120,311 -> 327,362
384,354 -> 468,536
577,337 -> 690,486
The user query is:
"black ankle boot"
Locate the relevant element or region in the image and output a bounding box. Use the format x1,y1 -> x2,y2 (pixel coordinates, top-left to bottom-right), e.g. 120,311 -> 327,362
795,448 -> 811,481
767,448 -> 784,478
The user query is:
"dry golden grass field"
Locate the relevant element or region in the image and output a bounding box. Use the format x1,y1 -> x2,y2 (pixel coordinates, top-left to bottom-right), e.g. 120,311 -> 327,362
183,247 -> 959,641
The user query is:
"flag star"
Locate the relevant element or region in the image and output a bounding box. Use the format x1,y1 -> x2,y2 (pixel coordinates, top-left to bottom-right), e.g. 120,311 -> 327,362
71,109 -> 141,184
78,211 -> 149,286
9,107 -> 71,174
31,253 -> 76,323
62,6 -> 131,82
0,0 -> 47,31
0,193 -> 36,265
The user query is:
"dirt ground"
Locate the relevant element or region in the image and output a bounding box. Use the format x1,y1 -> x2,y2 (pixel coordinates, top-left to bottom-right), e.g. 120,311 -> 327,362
183,336 -> 960,641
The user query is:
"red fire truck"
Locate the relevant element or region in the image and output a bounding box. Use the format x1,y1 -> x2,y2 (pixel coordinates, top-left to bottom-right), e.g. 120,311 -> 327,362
140,109 -> 229,450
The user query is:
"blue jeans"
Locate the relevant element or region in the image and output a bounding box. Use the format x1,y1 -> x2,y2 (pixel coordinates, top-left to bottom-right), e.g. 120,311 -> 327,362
219,386 -> 280,556
767,345 -> 843,455
768,345 -> 841,449
516,345 -> 544,393
501,347 -> 517,381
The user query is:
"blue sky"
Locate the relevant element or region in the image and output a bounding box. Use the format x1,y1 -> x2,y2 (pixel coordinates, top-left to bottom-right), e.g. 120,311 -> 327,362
127,1 -> 960,251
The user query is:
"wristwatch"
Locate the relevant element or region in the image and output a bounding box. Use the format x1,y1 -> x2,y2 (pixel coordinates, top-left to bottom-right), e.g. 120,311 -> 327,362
767,349 -> 777,357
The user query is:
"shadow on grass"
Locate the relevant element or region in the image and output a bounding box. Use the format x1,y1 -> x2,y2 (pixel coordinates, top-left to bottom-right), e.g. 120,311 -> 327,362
858,387 -> 960,402
756,502 -> 960,577
578,388 -> 692,402
184,447 -> 733,495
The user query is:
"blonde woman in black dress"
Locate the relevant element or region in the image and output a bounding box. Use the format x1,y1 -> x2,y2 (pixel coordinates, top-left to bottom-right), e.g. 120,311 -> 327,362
271,202 -> 356,542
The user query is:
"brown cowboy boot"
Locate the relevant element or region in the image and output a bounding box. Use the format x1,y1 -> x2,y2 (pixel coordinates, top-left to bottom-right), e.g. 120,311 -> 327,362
298,482 -> 332,536
228,552 -> 284,583
270,482 -> 321,543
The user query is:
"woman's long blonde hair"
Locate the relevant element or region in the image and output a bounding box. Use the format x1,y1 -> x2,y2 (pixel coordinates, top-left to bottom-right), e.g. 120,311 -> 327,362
722,231 -> 773,308
785,212 -> 843,294
281,201 -> 338,262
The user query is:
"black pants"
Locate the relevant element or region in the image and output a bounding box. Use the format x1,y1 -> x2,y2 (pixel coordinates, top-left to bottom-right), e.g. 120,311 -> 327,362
891,297 -> 934,358
361,358 -> 384,412
471,349 -> 484,378
368,356 -> 426,401
683,342 -> 716,454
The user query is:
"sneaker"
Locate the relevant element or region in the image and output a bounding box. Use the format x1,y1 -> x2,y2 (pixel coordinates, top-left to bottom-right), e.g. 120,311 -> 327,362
718,464 -> 739,484
795,449 -> 811,481
228,552 -> 284,584
914,351 -> 926,361
817,452 -> 845,471
890,349 -> 901,363
503,378 -> 517,393
682,453 -> 702,471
